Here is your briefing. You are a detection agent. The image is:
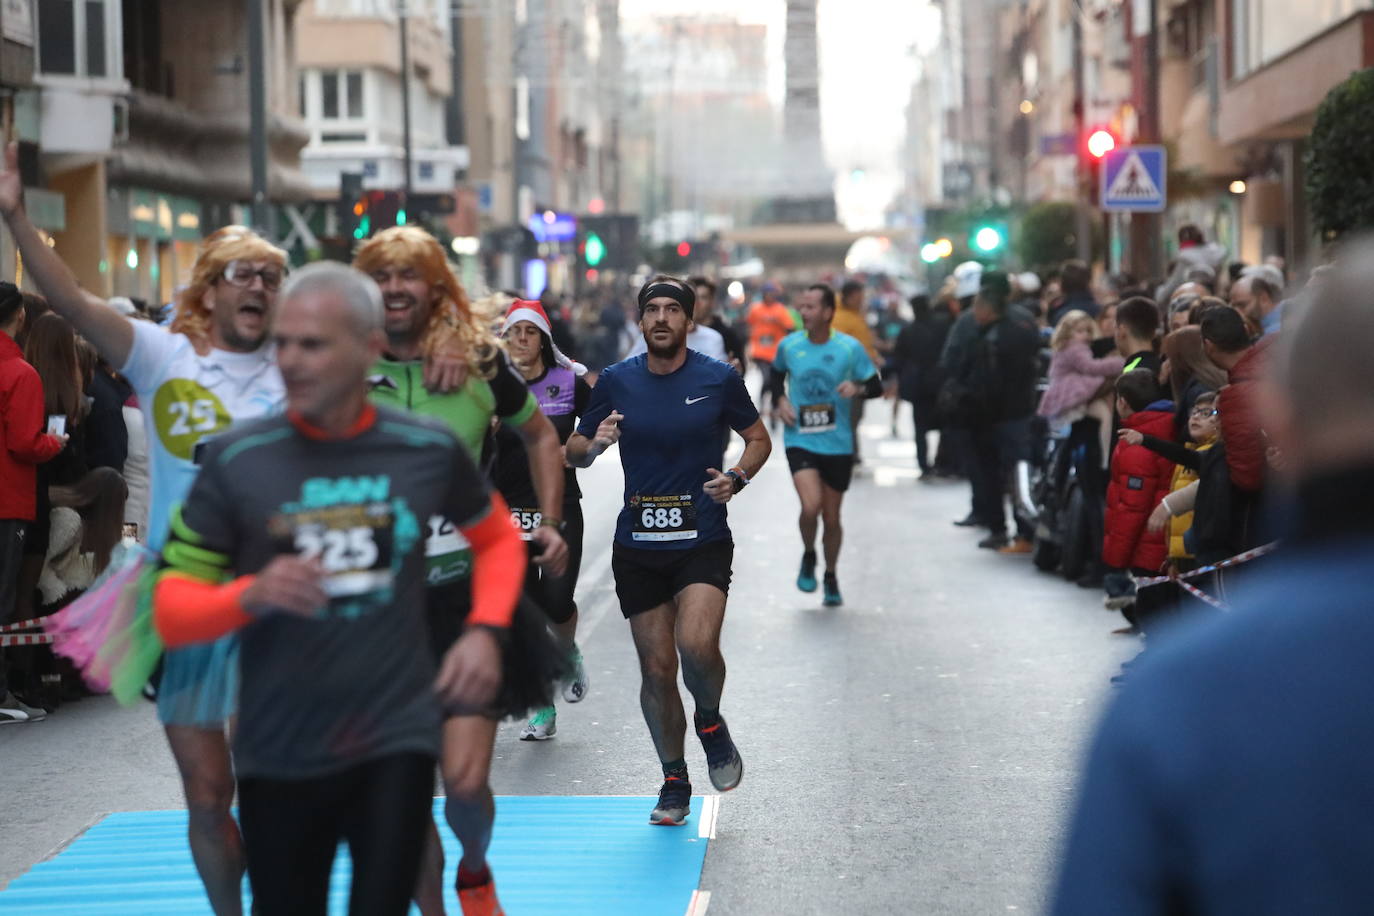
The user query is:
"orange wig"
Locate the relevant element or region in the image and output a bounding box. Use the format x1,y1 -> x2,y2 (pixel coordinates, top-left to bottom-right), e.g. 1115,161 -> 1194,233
353,226 -> 498,375
169,226 -> 287,355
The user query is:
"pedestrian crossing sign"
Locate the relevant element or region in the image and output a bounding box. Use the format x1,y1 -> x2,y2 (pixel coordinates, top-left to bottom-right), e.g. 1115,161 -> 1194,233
1101,145 -> 1167,212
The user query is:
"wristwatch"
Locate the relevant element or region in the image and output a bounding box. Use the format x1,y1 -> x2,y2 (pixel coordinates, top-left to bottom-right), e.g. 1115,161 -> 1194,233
724,468 -> 749,494
539,516 -> 567,533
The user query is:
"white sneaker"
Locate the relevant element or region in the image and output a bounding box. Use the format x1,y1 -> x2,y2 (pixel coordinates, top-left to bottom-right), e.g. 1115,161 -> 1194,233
0,691 -> 47,724
519,706 -> 557,740
562,644 -> 589,704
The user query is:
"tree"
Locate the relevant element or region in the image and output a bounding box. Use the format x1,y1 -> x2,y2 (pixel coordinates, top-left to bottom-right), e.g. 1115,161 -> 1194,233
1305,68 -> 1374,238
1017,201 -> 1082,271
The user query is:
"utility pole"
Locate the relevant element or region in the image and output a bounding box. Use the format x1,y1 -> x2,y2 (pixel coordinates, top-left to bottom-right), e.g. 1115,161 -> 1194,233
1071,3 -> 1091,264
247,0 -> 270,236
1128,0 -> 1162,281
398,0 -> 414,202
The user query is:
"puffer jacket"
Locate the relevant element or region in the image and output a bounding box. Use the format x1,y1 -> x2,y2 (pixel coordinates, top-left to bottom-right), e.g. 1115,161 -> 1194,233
1168,440 -> 1216,559
1102,400 -> 1177,571
1219,339 -> 1271,492
1037,341 -> 1125,421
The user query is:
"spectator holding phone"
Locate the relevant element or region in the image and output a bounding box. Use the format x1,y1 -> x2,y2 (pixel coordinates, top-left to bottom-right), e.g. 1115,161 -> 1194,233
0,282 -> 67,723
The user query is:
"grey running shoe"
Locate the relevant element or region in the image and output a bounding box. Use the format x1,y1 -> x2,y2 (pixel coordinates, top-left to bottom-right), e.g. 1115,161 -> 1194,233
562,644 -> 589,704
650,776 -> 692,826
695,715 -> 744,791
0,691 -> 47,724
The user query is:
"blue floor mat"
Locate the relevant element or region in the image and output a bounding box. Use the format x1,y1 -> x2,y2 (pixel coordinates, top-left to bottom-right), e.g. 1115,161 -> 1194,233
1,795 -> 715,915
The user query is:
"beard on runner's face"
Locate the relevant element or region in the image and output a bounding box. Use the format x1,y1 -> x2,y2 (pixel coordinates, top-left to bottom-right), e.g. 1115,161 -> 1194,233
382,286 -> 433,341
214,282 -> 274,351
644,317 -> 687,357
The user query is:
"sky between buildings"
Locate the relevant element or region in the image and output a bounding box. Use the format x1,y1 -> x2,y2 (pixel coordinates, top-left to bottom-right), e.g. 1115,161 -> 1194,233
620,0 -> 940,229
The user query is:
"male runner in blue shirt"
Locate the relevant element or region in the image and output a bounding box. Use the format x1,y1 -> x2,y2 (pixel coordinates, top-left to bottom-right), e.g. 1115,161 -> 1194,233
567,275 -> 771,826
769,283 -> 882,606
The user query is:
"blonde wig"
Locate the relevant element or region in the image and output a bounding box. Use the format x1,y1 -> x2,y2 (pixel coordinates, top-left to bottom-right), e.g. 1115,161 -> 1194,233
169,226 -> 287,354
1050,309 -> 1099,351
353,226 -> 499,376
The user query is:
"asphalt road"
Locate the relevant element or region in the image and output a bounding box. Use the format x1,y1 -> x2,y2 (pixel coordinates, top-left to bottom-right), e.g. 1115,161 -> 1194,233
1,406 -> 1134,914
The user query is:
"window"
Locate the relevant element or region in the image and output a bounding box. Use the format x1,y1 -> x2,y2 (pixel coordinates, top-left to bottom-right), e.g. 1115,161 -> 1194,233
38,1 -> 76,75
37,0 -> 117,80
418,162 -> 435,180
321,132 -> 367,144
319,70 -> 364,120
322,70 -> 339,118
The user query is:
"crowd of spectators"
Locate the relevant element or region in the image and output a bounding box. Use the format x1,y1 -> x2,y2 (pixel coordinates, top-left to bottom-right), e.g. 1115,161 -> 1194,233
880,224 -> 1307,683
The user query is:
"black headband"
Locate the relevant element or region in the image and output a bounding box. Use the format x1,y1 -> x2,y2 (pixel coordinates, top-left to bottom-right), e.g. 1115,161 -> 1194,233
637,282 -> 695,319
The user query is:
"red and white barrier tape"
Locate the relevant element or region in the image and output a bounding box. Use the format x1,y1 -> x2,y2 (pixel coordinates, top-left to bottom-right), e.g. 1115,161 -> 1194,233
1133,541 -> 1279,611
0,616 -> 47,633
1135,542 -> 1279,589
0,633 -> 55,647
1175,578 -> 1229,611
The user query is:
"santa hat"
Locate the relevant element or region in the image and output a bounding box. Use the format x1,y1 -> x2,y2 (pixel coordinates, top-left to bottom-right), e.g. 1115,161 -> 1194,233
502,299 -> 587,376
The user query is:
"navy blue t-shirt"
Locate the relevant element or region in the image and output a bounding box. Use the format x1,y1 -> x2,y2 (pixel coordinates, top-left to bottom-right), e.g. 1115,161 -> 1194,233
578,350 -> 760,550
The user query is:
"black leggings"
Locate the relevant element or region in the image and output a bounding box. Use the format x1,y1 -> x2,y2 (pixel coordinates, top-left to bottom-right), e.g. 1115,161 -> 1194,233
238,752 -> 435,916
525,500 -> 584,625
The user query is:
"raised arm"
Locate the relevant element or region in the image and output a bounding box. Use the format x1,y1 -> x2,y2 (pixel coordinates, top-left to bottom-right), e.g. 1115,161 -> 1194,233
0,144 -> 135,366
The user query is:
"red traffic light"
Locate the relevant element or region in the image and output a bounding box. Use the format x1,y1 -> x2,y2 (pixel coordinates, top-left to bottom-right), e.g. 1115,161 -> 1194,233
676,241 -> 692,258
1087,129 -> 1116,160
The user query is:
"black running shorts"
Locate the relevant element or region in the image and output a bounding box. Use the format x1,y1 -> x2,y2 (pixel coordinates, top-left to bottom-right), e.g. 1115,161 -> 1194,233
612,540 -> 734,618
786,447 -> 855,493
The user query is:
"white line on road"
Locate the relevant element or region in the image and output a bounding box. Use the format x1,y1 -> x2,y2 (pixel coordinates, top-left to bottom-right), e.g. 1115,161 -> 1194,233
698,794 -> 720,839
685,889 -> 712,916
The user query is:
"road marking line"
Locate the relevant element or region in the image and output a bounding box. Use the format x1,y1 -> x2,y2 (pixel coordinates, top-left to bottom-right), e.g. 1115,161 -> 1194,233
698,794 -> 720,839
685,889 -> 712,916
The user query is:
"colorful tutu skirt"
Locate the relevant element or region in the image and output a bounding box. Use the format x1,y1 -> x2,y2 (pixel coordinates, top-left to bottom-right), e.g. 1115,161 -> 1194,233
46,543 -> 238,726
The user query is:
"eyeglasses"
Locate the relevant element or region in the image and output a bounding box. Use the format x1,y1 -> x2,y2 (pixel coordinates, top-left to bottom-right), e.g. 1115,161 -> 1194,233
221,261 -> 285,292
1191,406 -> 1219,418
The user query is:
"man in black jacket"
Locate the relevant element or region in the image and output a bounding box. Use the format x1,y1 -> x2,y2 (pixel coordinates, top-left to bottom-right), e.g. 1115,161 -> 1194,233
689,276 -> 747,373
963,271 -> 1042,550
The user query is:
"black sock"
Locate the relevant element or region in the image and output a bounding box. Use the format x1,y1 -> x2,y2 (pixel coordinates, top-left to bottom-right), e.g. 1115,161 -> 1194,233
662,758 -> 688,780
802,550 -> 817,568
824,570 -> 838,583
695,706 -> 721,729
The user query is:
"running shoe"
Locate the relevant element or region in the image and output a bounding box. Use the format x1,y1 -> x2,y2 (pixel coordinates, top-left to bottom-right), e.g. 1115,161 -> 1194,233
0,691 -> 46,724
822,575 -> 843,607
519,706 -> 557,740
650,776 -> 692,826
796,551 -> 818,593
457,876 -> 505,916
562,644 -> 589,703
695,715 -> 744,791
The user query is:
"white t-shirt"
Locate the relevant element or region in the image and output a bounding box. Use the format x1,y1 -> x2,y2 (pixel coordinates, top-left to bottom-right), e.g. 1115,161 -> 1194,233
119,321 -> 284,550
626,324 -> 730,362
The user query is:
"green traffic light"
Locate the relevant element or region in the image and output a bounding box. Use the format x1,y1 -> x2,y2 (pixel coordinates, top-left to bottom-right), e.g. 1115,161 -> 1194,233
396,209 -> 407,226
920,243 -> 940,263
585,232 -> 606,267
973,226 -> 1003,252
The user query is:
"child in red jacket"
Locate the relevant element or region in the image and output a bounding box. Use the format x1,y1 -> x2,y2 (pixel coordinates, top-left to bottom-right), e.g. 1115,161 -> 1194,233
1101,369 -> 1177,602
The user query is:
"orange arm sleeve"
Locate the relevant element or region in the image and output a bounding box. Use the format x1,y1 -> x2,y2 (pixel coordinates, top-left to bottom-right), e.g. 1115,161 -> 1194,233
460,492 -> 527,628
154,574 -> 256,648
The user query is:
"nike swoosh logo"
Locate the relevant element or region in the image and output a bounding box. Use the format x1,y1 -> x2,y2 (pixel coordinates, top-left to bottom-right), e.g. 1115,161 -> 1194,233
685,396 -> 710,405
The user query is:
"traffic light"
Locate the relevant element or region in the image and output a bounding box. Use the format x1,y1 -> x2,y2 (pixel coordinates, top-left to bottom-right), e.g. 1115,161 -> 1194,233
920,237 -> 955,263
584,231 -> 606,268
1086,128 -> 1116,161
676,241 -> 692,258
970,223 -> 1007,255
